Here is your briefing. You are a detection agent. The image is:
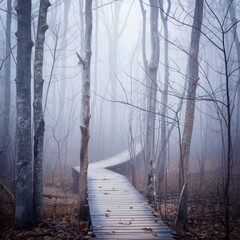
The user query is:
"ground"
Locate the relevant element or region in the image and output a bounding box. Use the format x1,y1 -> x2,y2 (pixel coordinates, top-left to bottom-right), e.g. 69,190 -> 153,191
1,164 -> 240,239
0,175 -> 91,240
134,162 -> 240,240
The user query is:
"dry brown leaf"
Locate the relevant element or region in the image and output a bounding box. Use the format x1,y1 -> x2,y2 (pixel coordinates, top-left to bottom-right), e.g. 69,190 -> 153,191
152,211 -> 160,217
142,227 -> 153,232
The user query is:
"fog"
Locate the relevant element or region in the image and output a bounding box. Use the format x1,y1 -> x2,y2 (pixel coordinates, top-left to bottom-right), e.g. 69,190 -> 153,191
0,0 -> 240,238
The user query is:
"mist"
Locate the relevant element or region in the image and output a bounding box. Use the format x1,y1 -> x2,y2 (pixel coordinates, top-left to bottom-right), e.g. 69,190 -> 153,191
0,0 -> 240,239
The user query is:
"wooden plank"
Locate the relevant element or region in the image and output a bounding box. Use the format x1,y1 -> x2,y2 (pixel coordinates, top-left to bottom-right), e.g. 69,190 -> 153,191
89,233 -> 175,239
71,147 -> 175,239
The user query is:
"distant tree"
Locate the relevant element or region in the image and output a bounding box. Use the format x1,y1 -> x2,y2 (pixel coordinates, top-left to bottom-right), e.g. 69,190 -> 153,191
15,0 -> 34,228
157,0 -> 171,185
100,0 -> 133,155
1,0 -> 12,176
176,0 -> 204,228
33,0 -> 51,225
78,0 -> 93,220
229,0 -> 240,164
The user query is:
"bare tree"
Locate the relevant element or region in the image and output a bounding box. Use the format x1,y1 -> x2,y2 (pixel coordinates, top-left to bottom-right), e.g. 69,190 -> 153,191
157,0 -> 171,185
77,0 -> 93,220
144,0 -> 159,204
1,0 -> 12,176
15,0 -> 34,228
33,0 -> 51,225
229,0 -> 240,164
176,0 -> 204,227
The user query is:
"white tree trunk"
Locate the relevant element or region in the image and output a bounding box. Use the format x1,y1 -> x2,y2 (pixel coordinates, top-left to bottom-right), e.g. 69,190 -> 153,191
78,0 -> 93,220
144,0 -> 159,204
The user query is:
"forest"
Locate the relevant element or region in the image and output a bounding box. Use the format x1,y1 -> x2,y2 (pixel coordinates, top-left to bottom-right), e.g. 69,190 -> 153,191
0,0 -> 240,239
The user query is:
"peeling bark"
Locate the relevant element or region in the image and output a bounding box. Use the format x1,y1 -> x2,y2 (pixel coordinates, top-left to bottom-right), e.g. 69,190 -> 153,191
144,0 -> 159,204
78,0 -> 93,221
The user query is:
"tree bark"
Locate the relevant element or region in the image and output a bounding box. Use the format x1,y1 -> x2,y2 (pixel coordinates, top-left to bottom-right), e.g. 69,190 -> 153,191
144,0 -> 159,204
229,0 -> 240,165
33,0 -> 51,225
15,0 -> 34,229
78,0 -> 93,220
157,0 -> 171,186
1,0 -> 12,176
176,0 -> 204,227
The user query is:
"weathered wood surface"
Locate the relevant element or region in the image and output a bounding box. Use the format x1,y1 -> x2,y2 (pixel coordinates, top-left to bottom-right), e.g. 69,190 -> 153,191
73,147 -> 176,239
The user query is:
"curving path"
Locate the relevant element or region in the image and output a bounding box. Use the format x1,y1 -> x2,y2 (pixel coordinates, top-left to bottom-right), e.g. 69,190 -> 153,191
73,147 -> 176,239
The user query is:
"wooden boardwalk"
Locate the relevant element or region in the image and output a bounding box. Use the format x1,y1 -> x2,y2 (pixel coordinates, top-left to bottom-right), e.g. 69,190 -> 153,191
73,148 -> 175,239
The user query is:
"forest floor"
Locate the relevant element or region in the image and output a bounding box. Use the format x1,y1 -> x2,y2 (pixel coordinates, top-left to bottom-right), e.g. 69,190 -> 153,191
1,165 -> 240,240
0,175 -> 91,240
134,162 -> 240,240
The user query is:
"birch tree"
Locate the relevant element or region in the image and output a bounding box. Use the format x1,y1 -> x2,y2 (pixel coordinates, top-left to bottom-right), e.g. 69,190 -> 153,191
176,0 -> 204,227
144,0 -> 159,204
77,0 -> 93,220
15,0 -> 34,228
33,0 -> 51,224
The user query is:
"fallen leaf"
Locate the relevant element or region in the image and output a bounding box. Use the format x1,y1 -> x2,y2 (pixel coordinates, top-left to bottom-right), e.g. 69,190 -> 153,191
152,211 -> 160,217
142,227 -> 153,232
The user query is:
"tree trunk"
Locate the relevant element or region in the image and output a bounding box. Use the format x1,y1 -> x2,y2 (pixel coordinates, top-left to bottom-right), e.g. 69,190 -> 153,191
78,0 -> 93,221
1,0 -> 12,176
15,0 -> 34,229
139,0 -> 148,191
144,0 -> 159,204
109,1 -> 120,155
176,0 -> 204,227
33,0 -> 51,225
229,0 -> 240,165
157,0 -> 171,186
59,0 -> 71,128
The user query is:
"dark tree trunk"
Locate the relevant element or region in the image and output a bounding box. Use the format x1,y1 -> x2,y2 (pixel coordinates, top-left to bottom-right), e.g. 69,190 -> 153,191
176,0 -> 204,227
229,0 -> 240,165
33,0 -> 51,225
15,0 -> 34,229
78,0 -> 93,220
